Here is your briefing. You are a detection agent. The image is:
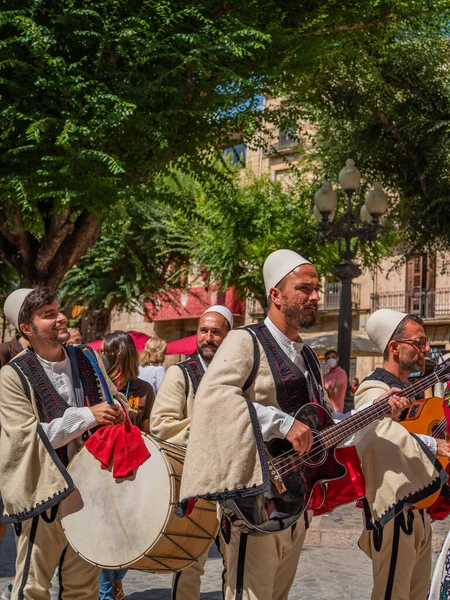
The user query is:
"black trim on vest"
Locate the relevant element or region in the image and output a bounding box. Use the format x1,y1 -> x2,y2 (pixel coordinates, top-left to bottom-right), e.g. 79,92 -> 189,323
17,515 -> 39,600
177,355 -> 205,396
242,328 -> 260,392
372,434 -> 447,530
244,321 -> 325,415
362,368 -> 406,391
235,533 -> 248,600
0,427 -> 74,524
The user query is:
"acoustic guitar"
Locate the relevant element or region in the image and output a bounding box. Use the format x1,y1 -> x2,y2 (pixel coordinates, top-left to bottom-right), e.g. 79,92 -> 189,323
225,360 -> 450,534
401,396 -> 448,509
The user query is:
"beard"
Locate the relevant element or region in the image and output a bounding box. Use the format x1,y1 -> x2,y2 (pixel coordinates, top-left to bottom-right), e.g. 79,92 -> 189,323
282,298 -> 317,329
197,340 -> 220,363
400,357 -> 425,374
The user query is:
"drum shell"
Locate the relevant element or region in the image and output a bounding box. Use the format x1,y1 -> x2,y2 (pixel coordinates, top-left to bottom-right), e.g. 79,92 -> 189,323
61,435 -> 218,572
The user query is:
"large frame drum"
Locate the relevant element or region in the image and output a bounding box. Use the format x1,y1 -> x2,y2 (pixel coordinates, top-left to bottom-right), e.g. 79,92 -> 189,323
61,435 -> 218,572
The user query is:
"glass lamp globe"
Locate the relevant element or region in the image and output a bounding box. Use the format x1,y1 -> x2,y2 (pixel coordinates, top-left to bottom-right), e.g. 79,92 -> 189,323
365,182 -> 388,217
314,179 -> 337,215
339,159 -> 361,191
360,204 -> 373,224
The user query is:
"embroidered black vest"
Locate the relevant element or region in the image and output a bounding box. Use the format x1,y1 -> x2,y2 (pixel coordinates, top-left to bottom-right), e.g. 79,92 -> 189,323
361,367 -> 420,419
10,346 -> 104,466
245,321 -> 326,416
177,355 -> 205,396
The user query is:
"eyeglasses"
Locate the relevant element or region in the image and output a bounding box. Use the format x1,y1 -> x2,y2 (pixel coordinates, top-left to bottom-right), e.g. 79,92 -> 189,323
395,337 -> 429,351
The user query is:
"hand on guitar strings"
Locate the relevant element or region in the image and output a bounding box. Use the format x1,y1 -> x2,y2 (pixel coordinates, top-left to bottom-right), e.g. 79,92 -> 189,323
285,419 -> 313,455
436,439 -> 450,458
374,388 -> 410,421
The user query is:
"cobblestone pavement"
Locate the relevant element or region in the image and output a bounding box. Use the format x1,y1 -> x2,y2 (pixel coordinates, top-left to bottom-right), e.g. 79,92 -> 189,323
1,505 -> 447,599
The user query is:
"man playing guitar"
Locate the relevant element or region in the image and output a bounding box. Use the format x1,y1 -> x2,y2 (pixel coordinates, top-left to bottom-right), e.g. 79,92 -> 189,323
355,309 -> 450,600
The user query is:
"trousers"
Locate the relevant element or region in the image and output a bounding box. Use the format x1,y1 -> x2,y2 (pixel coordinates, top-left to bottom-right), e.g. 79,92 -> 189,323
12,508 -> 99,600
223,513 -> 309,600
359,508 -> 432,600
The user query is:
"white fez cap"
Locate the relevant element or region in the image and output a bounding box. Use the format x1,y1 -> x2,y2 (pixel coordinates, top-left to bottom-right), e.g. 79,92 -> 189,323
365,309 -> 408,354
263,249 -> 312,297
201,305 -> 233,328
3,288 -> 34,331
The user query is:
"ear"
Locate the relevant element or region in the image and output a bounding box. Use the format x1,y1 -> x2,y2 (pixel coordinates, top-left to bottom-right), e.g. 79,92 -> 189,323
269,286 -> 283,308
388,340 -> 399,355
19,322 -> 32,338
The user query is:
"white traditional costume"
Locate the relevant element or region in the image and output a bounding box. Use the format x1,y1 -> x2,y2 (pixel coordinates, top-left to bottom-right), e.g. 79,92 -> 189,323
0,289 -> 126,600
179,254 -> 446,600
356,309 -> 444,600
151,305 -> 233,599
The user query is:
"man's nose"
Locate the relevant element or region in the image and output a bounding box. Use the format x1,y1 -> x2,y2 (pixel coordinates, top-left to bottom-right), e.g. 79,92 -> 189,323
310,289 -> 320,302
205,330 -> 213,341
57,312 -> 67,324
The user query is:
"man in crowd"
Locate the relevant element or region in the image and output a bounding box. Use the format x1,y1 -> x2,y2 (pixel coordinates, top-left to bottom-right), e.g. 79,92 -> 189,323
355,309 -> 450,600
323,349 -> 348,412
0,287 -> 126,600
151,304 -> 233,599
179,250 -> 418,600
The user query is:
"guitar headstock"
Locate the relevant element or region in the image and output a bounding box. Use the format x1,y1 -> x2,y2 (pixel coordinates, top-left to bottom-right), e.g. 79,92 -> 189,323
435,358 -> 450,383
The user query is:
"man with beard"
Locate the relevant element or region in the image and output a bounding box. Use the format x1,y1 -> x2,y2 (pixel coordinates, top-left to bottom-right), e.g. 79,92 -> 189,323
354,309 -> 450,600
178,250 -> 412,600
0,287 -> 126,600
151,304 -> 233,599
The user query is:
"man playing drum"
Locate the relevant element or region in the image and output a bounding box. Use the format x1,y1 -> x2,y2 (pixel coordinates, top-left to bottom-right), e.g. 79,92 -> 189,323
178,249 -> 445,600
151,304 -> 233,599
0,287 -> 126,600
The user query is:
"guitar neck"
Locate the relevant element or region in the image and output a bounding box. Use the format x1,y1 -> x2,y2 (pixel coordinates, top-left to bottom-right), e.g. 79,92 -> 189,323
318,371 -> 440,450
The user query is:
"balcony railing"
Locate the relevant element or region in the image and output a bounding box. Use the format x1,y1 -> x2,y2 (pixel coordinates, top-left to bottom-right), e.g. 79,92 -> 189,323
372,289 -> 450,319
320,282 -> 361,311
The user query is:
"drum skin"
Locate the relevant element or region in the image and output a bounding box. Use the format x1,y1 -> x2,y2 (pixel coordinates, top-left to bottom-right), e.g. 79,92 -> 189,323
61,435 -> 218,572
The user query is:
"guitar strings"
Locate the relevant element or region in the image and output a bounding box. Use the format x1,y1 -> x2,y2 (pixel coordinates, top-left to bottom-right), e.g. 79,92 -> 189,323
272,371 -> 447,472
277,417 -> 449,477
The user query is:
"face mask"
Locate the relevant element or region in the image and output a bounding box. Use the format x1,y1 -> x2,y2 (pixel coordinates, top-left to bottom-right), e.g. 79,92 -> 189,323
327,358 -> 337,369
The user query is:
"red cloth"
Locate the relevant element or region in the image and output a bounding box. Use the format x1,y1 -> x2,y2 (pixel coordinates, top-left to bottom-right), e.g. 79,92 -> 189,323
85,422 -> 150,478
308,446 -> 366,515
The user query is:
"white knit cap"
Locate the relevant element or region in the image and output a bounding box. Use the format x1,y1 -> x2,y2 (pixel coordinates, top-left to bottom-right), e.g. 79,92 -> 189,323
201,305 -> 233,328
3,288 -> 34,331
263,249 -> 312,297
365,309 -> 408,354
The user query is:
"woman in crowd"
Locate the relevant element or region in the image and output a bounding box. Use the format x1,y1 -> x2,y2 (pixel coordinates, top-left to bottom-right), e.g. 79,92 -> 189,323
99,330 -> 155,600
138,336 -> 167,395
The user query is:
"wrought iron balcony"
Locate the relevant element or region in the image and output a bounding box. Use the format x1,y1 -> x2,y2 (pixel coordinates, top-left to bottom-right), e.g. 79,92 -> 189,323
371,288 -> 450,319
320,282 -> 361,311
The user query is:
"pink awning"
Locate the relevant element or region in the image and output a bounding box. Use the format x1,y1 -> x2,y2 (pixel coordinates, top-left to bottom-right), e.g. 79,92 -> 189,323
166,335 -> 197,356
145,286 -> 244,321
87,330 -> 150,352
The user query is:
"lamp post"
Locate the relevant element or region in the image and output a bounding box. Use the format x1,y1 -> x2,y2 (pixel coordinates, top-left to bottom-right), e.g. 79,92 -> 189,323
314,159 -> 388,410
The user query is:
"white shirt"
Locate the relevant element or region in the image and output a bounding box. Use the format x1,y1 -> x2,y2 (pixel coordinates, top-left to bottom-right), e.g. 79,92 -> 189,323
138,364 -> 166,396
37,349 -> 97,456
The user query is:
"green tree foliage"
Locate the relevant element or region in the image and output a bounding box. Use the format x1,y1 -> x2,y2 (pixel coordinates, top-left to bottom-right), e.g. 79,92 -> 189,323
1,0 -> 447,286
280,21 -> 450,258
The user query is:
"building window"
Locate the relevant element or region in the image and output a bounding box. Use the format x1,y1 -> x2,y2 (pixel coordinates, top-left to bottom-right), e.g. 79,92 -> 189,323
222,143 -> 246,167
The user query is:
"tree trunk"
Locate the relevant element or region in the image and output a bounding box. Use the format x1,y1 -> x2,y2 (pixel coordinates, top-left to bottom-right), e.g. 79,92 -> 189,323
0,208 -> 102,289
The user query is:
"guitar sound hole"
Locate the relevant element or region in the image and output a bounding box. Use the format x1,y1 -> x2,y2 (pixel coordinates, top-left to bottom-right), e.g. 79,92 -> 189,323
302,432 -> 327,467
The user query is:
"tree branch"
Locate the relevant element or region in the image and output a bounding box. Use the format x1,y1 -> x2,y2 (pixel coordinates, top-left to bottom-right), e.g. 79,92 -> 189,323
35,208 -> 75,274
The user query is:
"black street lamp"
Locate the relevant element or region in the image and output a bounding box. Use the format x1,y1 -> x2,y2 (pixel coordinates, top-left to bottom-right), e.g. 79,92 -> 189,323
313,159 -> 389,410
